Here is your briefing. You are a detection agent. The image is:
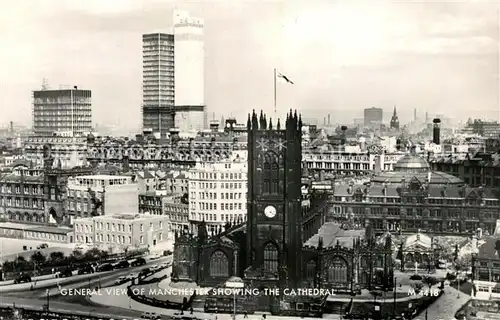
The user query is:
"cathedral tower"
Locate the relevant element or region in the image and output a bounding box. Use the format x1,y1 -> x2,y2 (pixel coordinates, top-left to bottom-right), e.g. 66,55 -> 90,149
246,110 -> 303,289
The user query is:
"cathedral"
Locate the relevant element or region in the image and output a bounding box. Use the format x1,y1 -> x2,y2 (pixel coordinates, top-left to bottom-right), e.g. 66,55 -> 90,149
172,110 -> 393,313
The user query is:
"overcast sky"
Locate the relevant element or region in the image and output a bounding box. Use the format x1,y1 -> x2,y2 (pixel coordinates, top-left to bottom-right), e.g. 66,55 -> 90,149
0,0 -> 498,130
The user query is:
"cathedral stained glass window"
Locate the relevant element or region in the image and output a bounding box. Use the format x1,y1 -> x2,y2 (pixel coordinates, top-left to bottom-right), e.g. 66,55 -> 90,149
263,242 -> 278,273
327,257 -> 348,284
209,250 -> 229,277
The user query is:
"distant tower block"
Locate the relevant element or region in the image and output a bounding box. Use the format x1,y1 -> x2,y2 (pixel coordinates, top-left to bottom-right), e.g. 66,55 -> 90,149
433,118 -> 441,145
341,125 -> 348,145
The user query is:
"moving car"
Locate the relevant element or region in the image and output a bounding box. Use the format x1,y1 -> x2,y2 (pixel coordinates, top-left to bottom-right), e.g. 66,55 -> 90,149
36,243 -> 48,249
150,253 -> 161,260
97,263 -> 114,272
139,268 -> 150,277
126,272 -> 139,280
131,257 -> 146,267
150,264 -> 160,272
14,274 -> 31,284
115,276 -> 128,285
141,312 -> 161,320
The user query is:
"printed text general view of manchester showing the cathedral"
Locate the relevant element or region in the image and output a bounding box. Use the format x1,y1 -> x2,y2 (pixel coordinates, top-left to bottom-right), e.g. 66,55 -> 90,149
0,1 -> 499,320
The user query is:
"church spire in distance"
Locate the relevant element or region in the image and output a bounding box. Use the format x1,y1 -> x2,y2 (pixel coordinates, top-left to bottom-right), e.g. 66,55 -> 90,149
390,105 -> 400,130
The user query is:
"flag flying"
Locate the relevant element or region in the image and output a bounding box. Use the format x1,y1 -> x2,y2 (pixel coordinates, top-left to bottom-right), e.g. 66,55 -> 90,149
277,72 -> 294,84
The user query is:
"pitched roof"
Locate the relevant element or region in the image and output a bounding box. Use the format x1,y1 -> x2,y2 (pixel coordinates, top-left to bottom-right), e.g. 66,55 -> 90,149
477,236 -> 500,260
304,222 -> 365,248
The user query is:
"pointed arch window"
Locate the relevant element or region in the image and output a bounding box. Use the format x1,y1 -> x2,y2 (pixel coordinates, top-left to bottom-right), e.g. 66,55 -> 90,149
263,243 -> 278,273
270,162 -> 279,194
263,161 -> 271,193
209,250 -> 229,277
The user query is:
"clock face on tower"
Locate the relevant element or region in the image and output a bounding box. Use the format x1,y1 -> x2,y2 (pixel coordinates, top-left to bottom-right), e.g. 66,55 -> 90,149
264,205 -> 277,218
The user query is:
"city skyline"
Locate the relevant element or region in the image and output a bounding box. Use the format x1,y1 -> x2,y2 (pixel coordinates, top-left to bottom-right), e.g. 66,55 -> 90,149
0,0 -> 498,131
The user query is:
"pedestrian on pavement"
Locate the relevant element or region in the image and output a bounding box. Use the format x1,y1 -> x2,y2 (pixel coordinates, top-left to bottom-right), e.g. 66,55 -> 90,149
244,312 -> 248,318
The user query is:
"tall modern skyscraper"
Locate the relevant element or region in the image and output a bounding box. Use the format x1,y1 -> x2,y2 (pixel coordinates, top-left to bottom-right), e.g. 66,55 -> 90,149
141,33 -> 175,137
32,86 -> 92,137
173,10 -> 206,133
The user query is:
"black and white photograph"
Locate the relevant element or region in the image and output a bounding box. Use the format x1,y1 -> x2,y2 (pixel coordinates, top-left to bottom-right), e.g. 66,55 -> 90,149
0,0 -> 499,319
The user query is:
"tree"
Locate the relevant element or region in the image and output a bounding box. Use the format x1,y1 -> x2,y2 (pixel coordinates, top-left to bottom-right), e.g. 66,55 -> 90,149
69,249 -> 83,263
49,251 -> 65,264
456,254 -> 472,271
84,248 -> 102,260
30,251 -> 46,265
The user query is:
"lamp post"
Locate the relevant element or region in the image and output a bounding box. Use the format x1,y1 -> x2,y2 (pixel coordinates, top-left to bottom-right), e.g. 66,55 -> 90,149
393,276 -> 397,312
45,288 -> 50,311
226,276 -> 244,320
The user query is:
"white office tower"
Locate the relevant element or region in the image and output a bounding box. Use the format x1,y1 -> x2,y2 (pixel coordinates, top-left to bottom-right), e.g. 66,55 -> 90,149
173,10 -> 206,133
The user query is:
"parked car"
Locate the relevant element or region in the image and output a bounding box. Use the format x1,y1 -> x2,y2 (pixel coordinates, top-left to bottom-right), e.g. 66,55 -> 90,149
131,257 -> 146,267
159,262 -> 169,269
36,243 -> 48,249
58,268 -> 73,278
115,260 -> 130,269
77,265 -> 94,275
97,263 -> 114,272
14,274 -> 31,284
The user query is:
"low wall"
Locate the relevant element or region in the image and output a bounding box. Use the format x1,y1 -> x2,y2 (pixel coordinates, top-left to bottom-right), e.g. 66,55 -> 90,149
127,270 -> 193,311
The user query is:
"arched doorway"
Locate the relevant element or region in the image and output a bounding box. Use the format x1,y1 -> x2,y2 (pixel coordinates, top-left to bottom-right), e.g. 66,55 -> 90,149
49,207 -> 62,224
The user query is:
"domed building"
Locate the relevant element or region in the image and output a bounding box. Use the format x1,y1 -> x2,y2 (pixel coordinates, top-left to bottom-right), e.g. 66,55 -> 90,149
371,153 -> 464,186
330,152 -> 500,235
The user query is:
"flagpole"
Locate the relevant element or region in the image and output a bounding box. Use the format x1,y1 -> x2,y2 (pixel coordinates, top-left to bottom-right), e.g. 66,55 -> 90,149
273,68 -> 277,115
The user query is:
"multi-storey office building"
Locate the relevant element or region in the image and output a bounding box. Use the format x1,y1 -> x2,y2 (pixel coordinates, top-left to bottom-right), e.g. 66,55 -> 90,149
329,153 -> 500,235
65,175 -> 138,223
73,213 -> 169,251
364,107 -> 383,127
0,168 -> 46,223
32,87 -> 92,137
173,10 -> 206,133
142,33 -> 175,137
429,152 -> 500,188
163,195 -> 189,235
188,160 -> 247,234
138,190 -> 164,215
138,191 -> 189,236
